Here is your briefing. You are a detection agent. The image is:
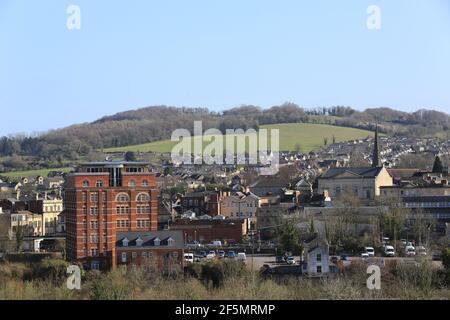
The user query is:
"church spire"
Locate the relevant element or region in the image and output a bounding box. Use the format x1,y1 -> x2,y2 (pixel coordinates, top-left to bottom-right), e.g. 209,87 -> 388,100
372,123 -> 381,167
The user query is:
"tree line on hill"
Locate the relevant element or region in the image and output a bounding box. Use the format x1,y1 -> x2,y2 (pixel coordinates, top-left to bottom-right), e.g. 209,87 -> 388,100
0,104 -> 449,172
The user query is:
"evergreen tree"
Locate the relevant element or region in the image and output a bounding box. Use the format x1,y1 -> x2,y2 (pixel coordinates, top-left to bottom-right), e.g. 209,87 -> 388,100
432,156 -> 443,173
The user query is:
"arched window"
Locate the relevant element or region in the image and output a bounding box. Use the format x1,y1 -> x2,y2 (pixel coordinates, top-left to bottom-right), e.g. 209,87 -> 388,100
82,180 -> 89,187
116,193 -> 130,203
141,180 -> 149,187
128,180 -> 136,187
96,180 -> 103,187
136,193 -> 151,203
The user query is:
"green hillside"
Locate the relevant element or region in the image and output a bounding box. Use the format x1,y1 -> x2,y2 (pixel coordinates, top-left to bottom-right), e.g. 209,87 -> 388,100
103,123 -> 375,154
2,167 -> 72,180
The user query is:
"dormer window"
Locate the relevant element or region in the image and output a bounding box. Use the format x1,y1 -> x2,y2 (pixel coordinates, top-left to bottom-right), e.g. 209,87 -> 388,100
136,237 -> 143,247
153,237 -> 161,246
122,238 -> 129,247
167,237 -> 175,247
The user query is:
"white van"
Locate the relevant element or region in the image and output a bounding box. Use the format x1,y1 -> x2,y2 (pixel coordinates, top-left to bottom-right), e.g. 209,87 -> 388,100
184,253 -> 194,264
237,253 -> 247,263
405,246 -> 416,257
210,240 -> 222,247
364,247 -> 375,257
384,245 -> 395,257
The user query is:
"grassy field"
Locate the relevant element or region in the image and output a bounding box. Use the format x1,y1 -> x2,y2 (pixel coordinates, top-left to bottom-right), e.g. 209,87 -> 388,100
0,167 -> 72,180
103,123 -> 375,154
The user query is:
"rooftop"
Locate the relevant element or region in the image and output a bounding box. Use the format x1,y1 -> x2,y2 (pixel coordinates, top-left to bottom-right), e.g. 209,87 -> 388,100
320,167 -> 384,179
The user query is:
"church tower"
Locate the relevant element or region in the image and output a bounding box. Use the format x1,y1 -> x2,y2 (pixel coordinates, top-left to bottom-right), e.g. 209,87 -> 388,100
372,123 -> 381,167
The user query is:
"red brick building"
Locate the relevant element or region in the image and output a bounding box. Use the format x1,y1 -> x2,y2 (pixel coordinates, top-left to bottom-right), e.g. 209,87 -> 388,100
181,191 -> 221,216
171,218 -> 248,245
64,162 -> 159,270
116,230 -> 184,272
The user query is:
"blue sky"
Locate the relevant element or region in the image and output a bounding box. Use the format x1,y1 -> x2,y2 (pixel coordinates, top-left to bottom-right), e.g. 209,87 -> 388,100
0,0 -> 449,136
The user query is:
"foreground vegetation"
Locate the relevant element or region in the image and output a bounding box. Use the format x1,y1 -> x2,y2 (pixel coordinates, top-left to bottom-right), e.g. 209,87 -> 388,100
0,257 -> 449,300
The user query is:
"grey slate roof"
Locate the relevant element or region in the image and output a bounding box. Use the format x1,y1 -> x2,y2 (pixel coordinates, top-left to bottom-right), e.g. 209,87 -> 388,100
320,167 -> 383,179
116,230 -> 184,249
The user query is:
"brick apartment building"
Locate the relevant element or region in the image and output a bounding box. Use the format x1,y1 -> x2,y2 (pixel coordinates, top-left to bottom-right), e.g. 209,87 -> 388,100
180,191 -> 221,216
64,161 -> 167,270
116,230 -> 184,272
171,217 -> 248,245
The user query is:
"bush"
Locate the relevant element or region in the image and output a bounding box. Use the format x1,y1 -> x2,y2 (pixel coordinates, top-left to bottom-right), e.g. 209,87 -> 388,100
201,262 -> 224,288
27,259 -> 70,285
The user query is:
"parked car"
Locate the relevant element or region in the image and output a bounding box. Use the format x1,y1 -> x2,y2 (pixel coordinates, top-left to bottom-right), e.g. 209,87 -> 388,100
360,252 -> 369,258
184,253 -> 194,264
237,252 -> 247,262
416,246 -> 427,256
384,245 -> 395,257
199,251 -> 207,258
206,253 -> 215,260
227,251 -> 236,258
405,245 -> 416,257
340,255 -> 349,261
382,237 -> 389,245
286,256 -> 296,265
210,240 -> 222,247
276,256 -> 285,263
217,250 -> 226,258
330,256 -> 339,264
208,250 -> 216,257
186,241 -> 202,249
364,247 -> 375,257
432,252 -> 442,261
